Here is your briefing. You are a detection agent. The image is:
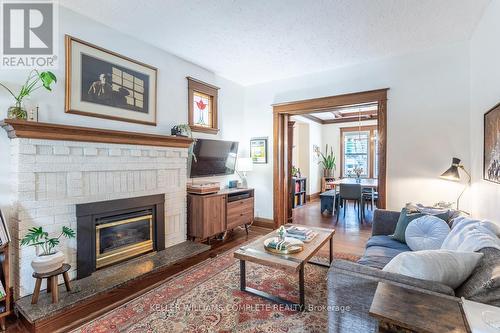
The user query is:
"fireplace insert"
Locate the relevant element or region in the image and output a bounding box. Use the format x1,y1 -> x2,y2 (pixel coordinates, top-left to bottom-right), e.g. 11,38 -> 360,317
76,194 -> 165,279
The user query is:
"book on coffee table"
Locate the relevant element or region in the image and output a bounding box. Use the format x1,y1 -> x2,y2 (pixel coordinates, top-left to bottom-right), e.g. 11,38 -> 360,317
285,226 -> 317,242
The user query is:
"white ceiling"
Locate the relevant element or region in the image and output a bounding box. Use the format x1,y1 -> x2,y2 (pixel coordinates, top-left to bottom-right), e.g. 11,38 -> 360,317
312,103 -> 378,121
60,0 -> 490,86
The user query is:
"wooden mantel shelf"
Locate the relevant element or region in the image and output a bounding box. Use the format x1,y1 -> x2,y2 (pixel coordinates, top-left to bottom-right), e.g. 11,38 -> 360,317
0,119 -> 193,148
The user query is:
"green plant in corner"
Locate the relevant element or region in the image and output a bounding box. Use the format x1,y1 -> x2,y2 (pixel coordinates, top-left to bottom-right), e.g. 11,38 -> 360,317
0,69 -> 57,120
21,226 -> 75,256
317,144 -> 336,177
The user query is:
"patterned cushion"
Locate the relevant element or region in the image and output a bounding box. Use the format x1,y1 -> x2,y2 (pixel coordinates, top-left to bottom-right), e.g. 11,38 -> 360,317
456,247 -> 500,306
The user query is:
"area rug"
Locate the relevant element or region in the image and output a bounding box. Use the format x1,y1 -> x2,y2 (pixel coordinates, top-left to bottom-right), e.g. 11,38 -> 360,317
74,250 -> 360,333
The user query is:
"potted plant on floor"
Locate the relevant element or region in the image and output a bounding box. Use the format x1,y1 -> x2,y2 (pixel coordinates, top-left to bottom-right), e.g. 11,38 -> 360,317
21,226 -> 75,274
317,144 -> 336,178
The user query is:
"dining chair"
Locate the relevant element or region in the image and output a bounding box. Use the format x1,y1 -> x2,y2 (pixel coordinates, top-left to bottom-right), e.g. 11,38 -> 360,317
337,183 -> 364,223
362,188 -> 378,210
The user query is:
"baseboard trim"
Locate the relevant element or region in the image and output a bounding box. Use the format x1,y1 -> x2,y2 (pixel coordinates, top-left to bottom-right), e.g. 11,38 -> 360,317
306,192 -> 320,201
253,217 -> 274,229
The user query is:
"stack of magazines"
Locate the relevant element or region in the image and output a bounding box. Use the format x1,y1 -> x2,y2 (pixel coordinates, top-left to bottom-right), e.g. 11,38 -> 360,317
285,226 -> 317,242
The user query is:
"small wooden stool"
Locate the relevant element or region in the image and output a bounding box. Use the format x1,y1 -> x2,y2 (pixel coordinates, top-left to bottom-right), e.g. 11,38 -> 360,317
31,263 -> 71,304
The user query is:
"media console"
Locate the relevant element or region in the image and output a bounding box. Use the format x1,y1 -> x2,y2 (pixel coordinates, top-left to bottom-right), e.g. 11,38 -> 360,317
187,188 -> 254,241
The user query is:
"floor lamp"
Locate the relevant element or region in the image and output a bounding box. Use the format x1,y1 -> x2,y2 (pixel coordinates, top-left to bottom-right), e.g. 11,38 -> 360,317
440,157 -> 471,214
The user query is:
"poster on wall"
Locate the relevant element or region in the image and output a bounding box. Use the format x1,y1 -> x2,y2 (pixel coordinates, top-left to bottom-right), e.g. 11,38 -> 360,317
484,102 -> 500,184
65,35 -> 158,125
250,137 -> 268,164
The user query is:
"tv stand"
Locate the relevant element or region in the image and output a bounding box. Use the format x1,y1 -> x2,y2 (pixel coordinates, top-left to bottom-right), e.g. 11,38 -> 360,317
187,188 -> 254,241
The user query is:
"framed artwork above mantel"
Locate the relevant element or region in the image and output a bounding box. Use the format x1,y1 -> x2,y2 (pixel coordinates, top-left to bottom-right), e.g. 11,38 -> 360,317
65,35 -> 158,126
187,77 -> 220,134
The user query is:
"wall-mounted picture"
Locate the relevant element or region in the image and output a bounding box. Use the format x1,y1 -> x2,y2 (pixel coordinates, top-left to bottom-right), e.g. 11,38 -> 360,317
65,35 -> 157,125
250,137 -> 268,164
484,102 -> 500,184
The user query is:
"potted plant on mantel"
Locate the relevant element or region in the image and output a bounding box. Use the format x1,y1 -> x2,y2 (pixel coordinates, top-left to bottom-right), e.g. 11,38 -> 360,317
0,69 -> 57,120
171,124 -> 197,162
317,144 -> 336,178
21,226 -> 75,274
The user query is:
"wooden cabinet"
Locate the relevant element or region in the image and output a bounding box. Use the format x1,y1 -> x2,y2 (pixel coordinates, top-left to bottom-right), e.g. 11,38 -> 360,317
188,188 -> 254,241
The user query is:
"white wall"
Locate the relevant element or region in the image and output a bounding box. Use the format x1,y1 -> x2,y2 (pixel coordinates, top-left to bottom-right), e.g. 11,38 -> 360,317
322,119 -> 378,179
0,7 -> 245,215
244,43 -> 471,219
293,122 -> 310,188
469,0 -> 500,222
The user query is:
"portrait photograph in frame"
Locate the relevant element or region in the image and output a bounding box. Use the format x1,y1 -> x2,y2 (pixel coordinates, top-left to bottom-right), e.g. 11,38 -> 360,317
65,35 -> 158,125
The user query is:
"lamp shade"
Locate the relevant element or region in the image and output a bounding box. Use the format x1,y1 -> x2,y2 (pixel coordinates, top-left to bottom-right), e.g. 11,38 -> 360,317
440,157 -> 461,181
236,157 -> 253,172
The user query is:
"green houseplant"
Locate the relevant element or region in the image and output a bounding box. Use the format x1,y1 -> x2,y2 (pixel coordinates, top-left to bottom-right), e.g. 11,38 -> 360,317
171,124 -> 197,163
0,70 -> 57,120
317,144 -> 336,177
21,226 -> 75,274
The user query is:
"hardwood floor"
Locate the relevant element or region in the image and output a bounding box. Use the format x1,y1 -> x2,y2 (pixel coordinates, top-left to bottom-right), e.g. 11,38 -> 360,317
292,198 -> 372,257
9,201 -> 371,332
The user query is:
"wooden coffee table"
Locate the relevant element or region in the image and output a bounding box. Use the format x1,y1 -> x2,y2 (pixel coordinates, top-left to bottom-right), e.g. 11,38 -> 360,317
234,224 -> 335,311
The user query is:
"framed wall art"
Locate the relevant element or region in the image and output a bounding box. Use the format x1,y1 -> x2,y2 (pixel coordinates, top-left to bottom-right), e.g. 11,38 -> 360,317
187,77 -> 219,134
484,102 -> 500,184
65,35 -> 158,125
250,137 -> 268,164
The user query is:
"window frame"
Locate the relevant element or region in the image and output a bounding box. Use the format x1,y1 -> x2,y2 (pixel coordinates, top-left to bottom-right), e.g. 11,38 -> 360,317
187,77 -> 220,134
340,125 -> 378,178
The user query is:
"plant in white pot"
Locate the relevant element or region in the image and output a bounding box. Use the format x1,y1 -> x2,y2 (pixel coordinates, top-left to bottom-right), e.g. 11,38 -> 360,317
21,226 -> 75,274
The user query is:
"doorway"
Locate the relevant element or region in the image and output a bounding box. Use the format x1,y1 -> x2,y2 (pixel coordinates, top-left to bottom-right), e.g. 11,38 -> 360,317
272,89 -> 388,227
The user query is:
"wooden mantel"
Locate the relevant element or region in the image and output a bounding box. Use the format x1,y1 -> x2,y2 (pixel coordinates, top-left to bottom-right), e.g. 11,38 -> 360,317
0,119 -> 193,148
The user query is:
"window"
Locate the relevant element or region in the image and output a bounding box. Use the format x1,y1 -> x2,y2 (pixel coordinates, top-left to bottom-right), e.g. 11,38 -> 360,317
341,126 -> 378,178
187,77 -> 220,134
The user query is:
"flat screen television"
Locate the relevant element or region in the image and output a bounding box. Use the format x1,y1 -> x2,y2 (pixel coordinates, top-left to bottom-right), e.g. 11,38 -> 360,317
189,139 -> 239,178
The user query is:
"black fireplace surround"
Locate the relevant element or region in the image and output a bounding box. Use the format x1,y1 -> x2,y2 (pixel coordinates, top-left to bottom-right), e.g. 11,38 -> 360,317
76,194 -> 165,279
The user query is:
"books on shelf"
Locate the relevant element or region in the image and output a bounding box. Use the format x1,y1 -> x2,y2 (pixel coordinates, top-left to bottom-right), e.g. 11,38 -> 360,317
0,281 -> 5,299
0,209 -> 10,246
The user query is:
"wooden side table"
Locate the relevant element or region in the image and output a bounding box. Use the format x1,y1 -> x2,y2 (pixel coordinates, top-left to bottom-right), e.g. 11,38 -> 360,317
31,263 -> 71,304
369,282 -> 470,333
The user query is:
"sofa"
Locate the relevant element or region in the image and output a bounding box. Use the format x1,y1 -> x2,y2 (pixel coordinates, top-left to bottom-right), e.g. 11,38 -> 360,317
327,209 -> 500,333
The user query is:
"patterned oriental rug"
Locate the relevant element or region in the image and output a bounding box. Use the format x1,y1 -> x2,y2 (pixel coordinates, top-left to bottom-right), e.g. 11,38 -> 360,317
74,250 -> 360,333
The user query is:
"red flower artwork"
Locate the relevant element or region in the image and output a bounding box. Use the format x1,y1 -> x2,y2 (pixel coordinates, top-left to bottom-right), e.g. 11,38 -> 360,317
196,98 -> 207,110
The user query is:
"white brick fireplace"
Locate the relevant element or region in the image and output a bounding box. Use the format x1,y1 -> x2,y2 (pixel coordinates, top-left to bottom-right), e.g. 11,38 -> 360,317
7,134 -> 189,297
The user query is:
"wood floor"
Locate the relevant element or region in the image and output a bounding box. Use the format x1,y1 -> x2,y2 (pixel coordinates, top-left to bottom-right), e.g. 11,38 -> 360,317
9,199 -> 371,332
292,198 -> 373,257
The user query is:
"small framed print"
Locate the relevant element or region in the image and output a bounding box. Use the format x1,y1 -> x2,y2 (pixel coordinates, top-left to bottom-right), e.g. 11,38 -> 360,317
250,137 -> 268,164
187,77 -> 219,134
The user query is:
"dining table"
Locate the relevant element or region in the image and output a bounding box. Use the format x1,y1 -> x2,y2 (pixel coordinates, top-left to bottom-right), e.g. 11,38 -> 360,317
329,178 -> 379,209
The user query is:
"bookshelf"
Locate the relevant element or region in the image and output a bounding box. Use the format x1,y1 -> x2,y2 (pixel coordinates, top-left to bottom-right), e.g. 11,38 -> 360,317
292,177 -> 307,208
0,244 -> 10,330
321,176 -> 336,192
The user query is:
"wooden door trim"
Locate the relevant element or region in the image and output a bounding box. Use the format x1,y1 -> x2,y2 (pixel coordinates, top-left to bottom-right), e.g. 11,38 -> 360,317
272,89 -> 389,227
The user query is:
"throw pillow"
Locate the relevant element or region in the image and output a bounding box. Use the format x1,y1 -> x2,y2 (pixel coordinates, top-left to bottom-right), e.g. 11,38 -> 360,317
405,215 -> 450,251
390,208 -> 449,243
441,216 -> 500,252
383,250 -> 484,289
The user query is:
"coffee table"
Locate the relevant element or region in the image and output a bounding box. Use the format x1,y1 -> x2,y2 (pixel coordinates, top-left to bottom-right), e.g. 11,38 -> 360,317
234,224 -> 335,311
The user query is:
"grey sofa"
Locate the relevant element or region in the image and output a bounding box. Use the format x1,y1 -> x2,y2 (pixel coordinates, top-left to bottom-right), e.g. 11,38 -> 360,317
327,209 -> 500,333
